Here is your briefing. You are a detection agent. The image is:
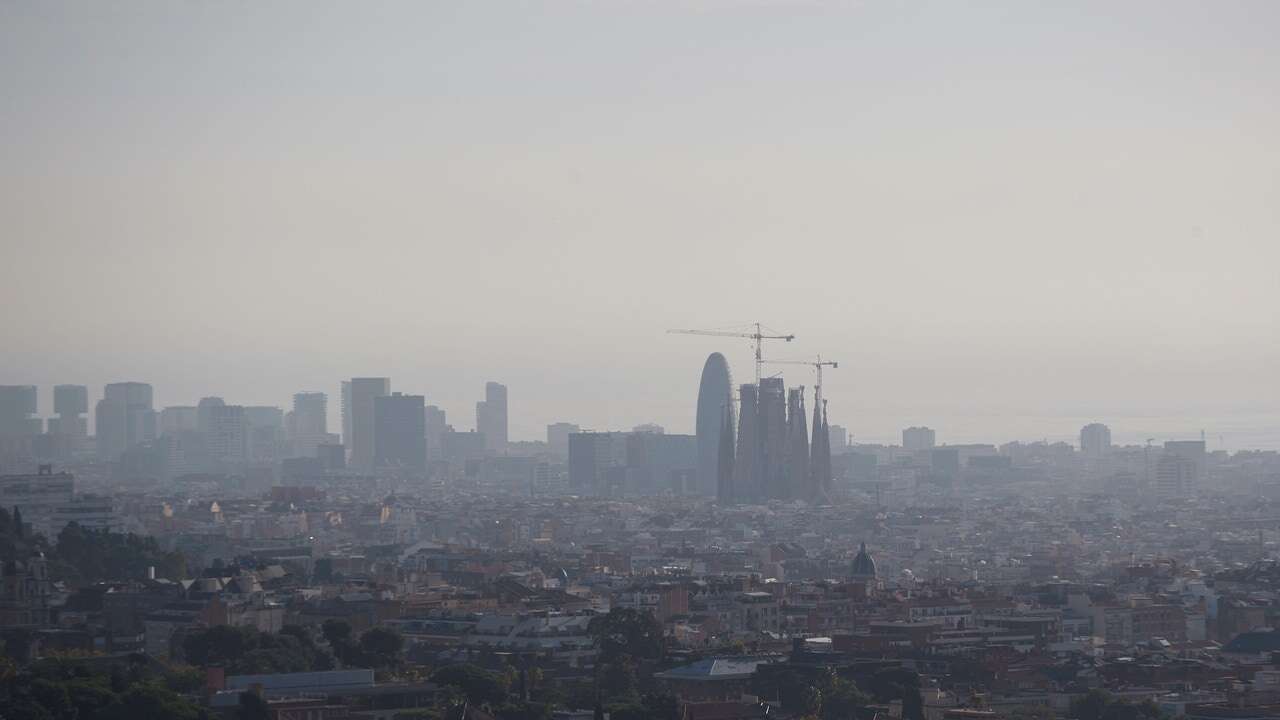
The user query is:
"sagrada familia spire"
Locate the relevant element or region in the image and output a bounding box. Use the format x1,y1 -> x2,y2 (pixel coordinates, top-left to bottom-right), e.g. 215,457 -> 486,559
810,394 -> 832,503
699,350 -> 837,506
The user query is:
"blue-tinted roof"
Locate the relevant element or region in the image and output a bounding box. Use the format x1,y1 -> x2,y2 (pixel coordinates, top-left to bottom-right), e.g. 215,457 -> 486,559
1223,630 -> 1280,653
656,657 -> 772,681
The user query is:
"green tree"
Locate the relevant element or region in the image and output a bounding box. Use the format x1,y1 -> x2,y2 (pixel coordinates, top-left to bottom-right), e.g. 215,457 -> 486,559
359,627 -> 404,668
818,670 -> 870,720
1071,690 -> 1114,720
431,664 -> 509,706
102,680 -> 206,720
868,668 -> 924,720
238,691 -> 271,720
182,625 -> 256,667
588,609 -> 665,663
599,658 -> 639,700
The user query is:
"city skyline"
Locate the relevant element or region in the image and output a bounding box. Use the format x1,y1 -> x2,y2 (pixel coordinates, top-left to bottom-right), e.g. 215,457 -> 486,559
0,369 -> 1274,452
3,2 -> 1278,449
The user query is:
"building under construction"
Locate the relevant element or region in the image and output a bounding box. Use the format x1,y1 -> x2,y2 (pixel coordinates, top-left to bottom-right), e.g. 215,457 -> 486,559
718,377 -> 833,505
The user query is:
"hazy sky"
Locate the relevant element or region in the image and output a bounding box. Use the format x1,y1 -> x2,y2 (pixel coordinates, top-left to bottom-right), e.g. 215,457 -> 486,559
2,1 -> 1278,448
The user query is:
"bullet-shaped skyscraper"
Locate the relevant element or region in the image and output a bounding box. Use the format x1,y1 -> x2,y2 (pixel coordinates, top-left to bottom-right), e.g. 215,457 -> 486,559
696,353 -> 733,497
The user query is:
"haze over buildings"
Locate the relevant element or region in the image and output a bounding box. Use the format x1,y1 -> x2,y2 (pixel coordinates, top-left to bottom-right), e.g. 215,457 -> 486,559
4,5 -> 1280,719
2,2 -> 1277,447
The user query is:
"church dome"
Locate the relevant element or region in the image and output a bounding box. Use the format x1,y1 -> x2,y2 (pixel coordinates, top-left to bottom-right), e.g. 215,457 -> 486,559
851,542 -> 877,580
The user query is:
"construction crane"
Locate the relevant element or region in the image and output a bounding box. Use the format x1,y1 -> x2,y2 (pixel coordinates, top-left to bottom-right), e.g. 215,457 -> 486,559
763,355 -> 839,405
667,322 -> 795,385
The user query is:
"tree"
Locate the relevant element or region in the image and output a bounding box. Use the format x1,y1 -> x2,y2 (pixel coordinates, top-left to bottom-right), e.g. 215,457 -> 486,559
818,670 -> 870,720
183,625 -> 256,667
599,658 -> 639,700
238,691 -> 270,720
1071,690 -> 1113,720
868,668 -> 923,720
359,627 -> 404,668
322,619 -> 352,647
431,664 -> 509,706
101,681 -> 206,720
588,609 -> 665,663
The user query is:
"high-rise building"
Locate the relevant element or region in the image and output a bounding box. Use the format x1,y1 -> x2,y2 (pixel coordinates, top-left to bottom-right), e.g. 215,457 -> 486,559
785,387 -> 809,501
1157,440 -> 1207,496
1080,423 -> 1112,458
340,381 -> 352,448
476,381 -> 508,452
347,377 -> 390,470
245,406 -> 285,462
758,377 -> 787,500
289,392 -> 330,458
695,352 -> 733,498
902,426 -> 936,452
424,405 -> 448,461
0,386 -> 41,437
292,392 -> 327,436
200,399 -> 247,465
374,392 -> 426,473
716,405 -> 735,504
568,431 -> 627,494
811,396 -> 832,501
96,382 -> 155,461
546,422 -> 579,459
48,385 -> 88,439
625,431 -> 697,495
159,406 -> 199,436
732,383 -> 760,503
828,424 -> 849,454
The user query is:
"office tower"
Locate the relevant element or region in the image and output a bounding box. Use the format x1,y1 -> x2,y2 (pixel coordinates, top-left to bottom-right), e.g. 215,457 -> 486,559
624,431 -> 697,495
695,352 -> 733,498
49,385 -> 88,439
424,405 -> 448,461
340,381 -> 352,448
1157,440 -> 1207,496
442,429 -> 487,464
292,393 -> 327,436
290,392 -> 329,458
1080,423 -> 1112,458
0,385 -> 41,437
96,382 -> 155,460
245,406 -> 285,462
732,384 -> 760,503
568,431 -> 627,494
829,424 -> 849,454
159,406 -> 199,436
200,399 -> 247,465
476,381 -> 508,452
785,387 -> 809,501
758,377 -> 787,500
347,377 -> 390,470
716,405 -> 735,504
902,426 -> 936,452
546,422 -> 578,459
374,392 -> 426,472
